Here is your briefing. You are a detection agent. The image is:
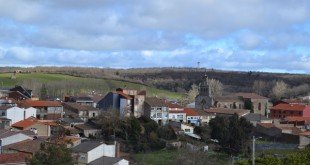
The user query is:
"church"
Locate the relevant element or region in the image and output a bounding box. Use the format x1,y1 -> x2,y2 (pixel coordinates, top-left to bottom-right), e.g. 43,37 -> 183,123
195,75 -> 269,116
195,75 -> 213,110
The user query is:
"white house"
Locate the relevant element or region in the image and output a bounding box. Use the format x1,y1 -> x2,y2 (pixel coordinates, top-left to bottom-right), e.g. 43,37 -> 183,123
72,141 -> 129,165
0,129 -> 33,148
0,106 -> 36,124
144,97 -> 169,126
169,111 -> 186,123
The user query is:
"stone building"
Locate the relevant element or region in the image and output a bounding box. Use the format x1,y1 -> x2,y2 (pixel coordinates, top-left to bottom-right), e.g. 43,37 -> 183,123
195,76 -> 213,110
195,75 -> 269,116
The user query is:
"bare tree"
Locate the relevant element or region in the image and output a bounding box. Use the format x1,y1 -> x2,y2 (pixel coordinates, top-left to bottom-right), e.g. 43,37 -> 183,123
187,84 -> 199,102
207,78 -> 223,97
252,80 -> 268,95
271,81 -> 289,100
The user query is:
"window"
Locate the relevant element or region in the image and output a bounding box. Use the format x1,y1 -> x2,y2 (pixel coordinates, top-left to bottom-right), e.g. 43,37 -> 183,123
172,115 -> 175,119
1,112 -> 5,116
185,129 -> 191,132
258,103 -> 262,110
157,113 -> 162,118
177,115 -> 183,119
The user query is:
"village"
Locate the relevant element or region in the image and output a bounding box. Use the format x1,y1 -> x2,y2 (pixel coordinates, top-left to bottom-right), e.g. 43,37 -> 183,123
0,73 -> 309,165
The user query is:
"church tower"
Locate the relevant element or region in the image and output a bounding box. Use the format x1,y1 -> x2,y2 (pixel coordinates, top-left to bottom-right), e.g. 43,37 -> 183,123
195,74 -> 213,110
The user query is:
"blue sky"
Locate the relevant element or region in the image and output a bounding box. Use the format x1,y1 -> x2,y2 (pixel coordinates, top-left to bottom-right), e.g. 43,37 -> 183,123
0,0 -> 309,74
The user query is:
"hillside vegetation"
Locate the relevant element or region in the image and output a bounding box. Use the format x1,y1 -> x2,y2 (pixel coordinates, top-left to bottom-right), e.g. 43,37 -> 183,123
0,73 -> 183,99
0,67 -> 309,99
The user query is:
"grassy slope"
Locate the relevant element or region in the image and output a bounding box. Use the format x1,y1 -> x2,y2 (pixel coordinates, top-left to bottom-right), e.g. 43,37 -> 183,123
132,149 -> 177,165
0,73 -> 183,99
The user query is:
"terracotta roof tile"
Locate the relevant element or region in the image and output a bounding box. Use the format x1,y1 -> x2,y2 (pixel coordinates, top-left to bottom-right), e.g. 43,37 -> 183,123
145,97 -> 167,107
271,103 -> 308,111
19,100 -> 62,108
3,139 -> 43,154
0,153 -> 28,164
285,116 -> 310,123
165,102 -> 183,109
12,118 -> 38,129
184,108 -> 199,116
300,131 -> 310,136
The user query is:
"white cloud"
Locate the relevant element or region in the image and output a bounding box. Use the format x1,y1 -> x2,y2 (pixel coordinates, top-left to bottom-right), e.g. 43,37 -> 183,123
0,0 -> 309,73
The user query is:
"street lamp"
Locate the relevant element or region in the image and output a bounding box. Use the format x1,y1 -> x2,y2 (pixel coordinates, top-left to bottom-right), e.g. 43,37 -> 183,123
252,136 -> 262,165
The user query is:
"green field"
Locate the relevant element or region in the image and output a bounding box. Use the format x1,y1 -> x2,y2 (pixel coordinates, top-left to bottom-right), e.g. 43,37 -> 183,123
132,149 -> 177,165
0,73 -> 183,99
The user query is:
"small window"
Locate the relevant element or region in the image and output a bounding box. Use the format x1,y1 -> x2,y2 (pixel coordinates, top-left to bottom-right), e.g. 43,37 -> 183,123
185,129 -> 190,132
1,112 -> 5,116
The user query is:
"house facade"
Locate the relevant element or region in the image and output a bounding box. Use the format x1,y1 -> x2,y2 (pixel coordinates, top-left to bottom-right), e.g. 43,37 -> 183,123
63,103 -> 100,122
270,104 -> 310,119
184,108 -> 201,126
0,129 -> 33,147
65,96 -> 95,107
0,106 -> 36,124
72,141 -> 127,165
144,97 -> 169,126
19,100 -> 63,120
166,101 -> 186,123
97,91 -> 132,118
11,118 -> 52,137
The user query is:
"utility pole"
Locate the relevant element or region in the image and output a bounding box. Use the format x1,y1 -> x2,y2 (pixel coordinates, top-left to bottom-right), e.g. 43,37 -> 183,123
252,136 -> 256,165
252,136 -> 262,165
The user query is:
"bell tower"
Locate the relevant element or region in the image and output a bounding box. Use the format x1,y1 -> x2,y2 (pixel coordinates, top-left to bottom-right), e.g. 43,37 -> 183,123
195,73 -> 213,110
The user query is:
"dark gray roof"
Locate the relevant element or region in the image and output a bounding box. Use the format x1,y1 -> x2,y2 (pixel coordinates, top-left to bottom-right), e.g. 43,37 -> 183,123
243,113 -> 270,122
73,141 -> 103,153
75,124 -> 99,131
89,156 -> 126,165
145,97 -> 167,107
61,117 -> 84,124
0,129 -> 24,139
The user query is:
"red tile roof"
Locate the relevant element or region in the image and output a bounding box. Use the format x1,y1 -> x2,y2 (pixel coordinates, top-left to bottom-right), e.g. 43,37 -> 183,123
165,101 -> 183,109
20,100 -> 62,108
257,123 -> 275,128
12,118 -> 38,129
184,108 -> 199,116
271,103 -> 308,111
300,131 -> 310,136
285,116 -> 310,123
0,153 -> 28,164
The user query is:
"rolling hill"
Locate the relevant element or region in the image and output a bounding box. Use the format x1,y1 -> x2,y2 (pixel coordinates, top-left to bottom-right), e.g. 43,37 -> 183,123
0,73 -> 183,99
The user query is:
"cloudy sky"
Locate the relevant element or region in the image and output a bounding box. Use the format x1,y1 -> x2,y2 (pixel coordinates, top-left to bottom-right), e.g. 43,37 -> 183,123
0,0 -> 309,73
